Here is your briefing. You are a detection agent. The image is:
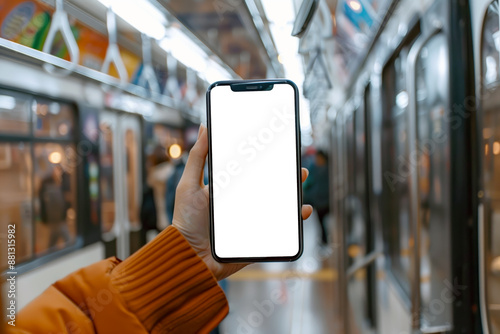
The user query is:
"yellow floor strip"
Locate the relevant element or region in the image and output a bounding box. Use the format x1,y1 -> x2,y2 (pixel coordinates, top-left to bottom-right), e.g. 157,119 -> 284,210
228,268 -> 338,281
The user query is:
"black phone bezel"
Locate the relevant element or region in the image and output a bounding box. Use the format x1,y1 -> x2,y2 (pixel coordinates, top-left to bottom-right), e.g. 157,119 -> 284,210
206,79 -> 303,263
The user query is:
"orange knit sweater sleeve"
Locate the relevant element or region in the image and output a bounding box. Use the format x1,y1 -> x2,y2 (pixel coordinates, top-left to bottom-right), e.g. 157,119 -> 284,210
7,226 -> 229,334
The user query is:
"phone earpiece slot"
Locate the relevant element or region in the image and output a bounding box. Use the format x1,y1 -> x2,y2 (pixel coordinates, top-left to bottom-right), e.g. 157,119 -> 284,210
230,83 -> 274,92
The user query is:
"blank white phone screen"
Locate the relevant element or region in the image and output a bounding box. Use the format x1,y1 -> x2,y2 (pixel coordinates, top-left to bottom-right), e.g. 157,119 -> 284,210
209,83 -> 300,259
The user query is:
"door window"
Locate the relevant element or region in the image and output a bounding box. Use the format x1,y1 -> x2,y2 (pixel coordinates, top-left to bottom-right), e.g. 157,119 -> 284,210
481,2 -> 500,331
382,46 -> 414,295
99,113 -> 143,258
482,1 -> 500,87
345,112 -> 359,260
125,128 -> 140,229
99,121 -> 115,234
415,33 -> 452,329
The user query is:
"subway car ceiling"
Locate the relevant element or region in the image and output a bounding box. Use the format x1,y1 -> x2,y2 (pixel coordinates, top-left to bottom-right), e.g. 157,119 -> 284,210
0,0 -> 242,125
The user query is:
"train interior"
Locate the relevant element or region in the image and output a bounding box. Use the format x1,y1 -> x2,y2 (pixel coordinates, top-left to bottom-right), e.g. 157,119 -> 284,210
0,0 -> 499,333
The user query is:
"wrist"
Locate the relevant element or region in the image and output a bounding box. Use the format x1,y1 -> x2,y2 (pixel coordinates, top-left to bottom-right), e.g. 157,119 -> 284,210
170,223 -> 218,276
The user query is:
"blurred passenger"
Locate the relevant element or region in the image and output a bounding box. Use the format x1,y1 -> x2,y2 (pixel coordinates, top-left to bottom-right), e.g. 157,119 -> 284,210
304,149 -> 330,246
165,131 -> 197,225
140,145 -> 173,244
301,146 -> 316,171
145,145 -> 174,229
8,124 -> 313,333
39,164 -> 71,249
139,184 -> 157,244
165,152 -> 186,225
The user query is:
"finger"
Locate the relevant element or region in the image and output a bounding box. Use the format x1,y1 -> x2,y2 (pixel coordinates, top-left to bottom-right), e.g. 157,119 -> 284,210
301,168 -> 309,183
180,124 -> 208,188
302,204 -> 313,220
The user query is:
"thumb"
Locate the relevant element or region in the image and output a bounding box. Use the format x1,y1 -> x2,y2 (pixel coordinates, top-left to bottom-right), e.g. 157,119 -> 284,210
180,124 -> 208,188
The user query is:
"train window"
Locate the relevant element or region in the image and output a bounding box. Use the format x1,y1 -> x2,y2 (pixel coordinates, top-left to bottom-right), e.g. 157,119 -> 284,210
482,1 -> 500,87
382,46 -> 414,295
481,1 -> 500,331
0,142 -> 33,267
0,93 -> 31,135
99,122 -> 115,234
415,33 -> 452,328
345,112 -> 360,260
34,100 -> 75,139
0,91 -> 81,269
33,143 -> 78,254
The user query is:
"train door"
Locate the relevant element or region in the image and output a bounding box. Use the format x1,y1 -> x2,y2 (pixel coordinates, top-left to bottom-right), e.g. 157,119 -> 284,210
380,9 -> 457,333
476,0 -> 500,332
342,92 -> 378,334
379,21 -> 421,333
332,108 -> 348,334
381,0 -> 475,332
408,24 -> 453,332
99,111 -> 142,259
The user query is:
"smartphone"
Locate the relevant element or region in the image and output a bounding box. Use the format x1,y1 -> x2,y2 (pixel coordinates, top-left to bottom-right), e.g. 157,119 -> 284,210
206,79 -> 303,263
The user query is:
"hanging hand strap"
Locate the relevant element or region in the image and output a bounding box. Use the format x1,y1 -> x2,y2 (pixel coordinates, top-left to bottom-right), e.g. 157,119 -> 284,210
101,7 -> 128,84
138,34 -> 161,95
42,0 -> 80,76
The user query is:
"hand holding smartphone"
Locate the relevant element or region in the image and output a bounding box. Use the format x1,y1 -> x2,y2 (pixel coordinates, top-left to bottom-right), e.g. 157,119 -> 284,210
207,80 -> 303,263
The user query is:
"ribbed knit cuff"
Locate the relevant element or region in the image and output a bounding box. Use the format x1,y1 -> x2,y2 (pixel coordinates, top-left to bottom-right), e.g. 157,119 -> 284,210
111,226 -> 228,333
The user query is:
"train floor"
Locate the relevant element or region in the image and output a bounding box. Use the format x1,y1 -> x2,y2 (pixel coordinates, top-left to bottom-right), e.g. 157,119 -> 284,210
218,211 -> 341,334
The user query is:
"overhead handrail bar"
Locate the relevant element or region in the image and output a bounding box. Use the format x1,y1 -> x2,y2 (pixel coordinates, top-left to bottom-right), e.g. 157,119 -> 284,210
0,37 -> 185,115
42,0 -> 80,76
101,7 -> 128,85
137,34 -> 161,95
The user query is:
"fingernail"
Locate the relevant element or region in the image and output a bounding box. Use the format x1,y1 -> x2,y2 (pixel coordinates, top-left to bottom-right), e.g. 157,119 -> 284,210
198,124 -> 206,139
